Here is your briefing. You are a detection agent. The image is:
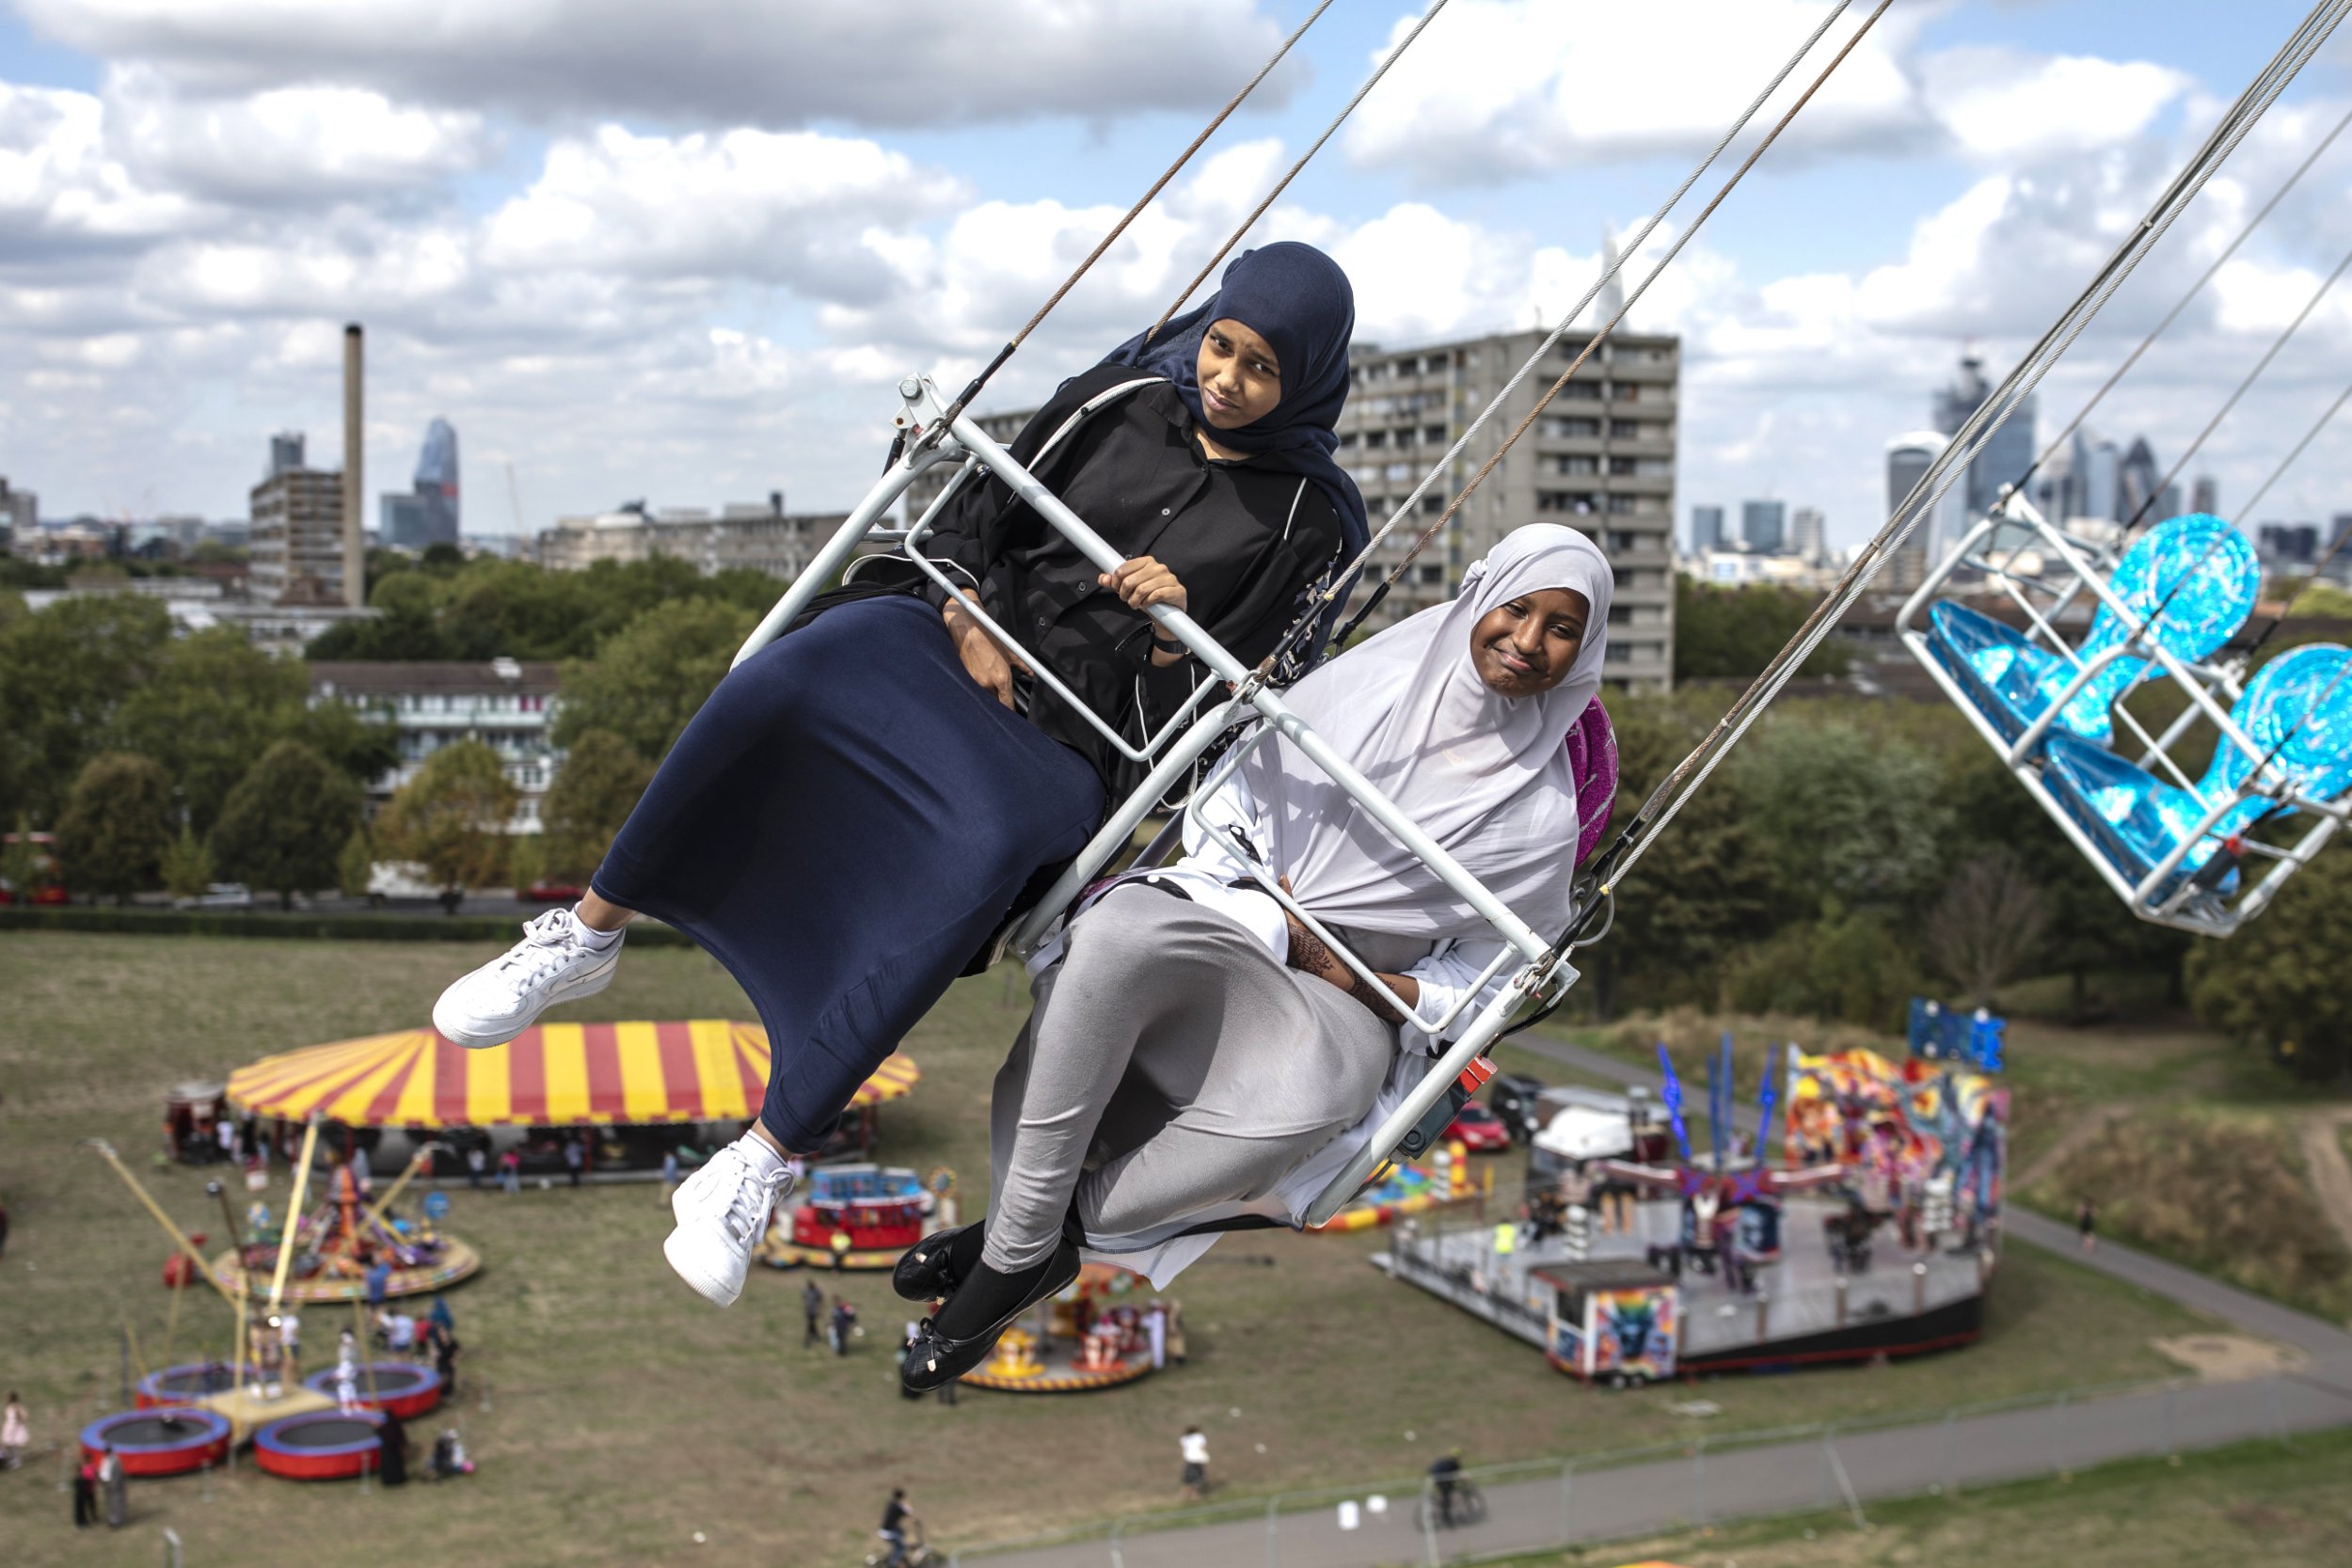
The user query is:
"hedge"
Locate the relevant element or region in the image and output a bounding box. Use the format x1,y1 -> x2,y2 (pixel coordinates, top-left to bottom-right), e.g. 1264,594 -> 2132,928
0,904 -> 695,946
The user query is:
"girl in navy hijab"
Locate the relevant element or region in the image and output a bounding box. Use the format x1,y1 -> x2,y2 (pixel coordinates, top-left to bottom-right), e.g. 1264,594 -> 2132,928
433,241 -> 1366,1313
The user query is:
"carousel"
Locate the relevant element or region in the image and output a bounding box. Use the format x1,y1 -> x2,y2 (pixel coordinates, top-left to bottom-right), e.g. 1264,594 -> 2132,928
1313,1146 -> 1484,1235
759,1161 -> 942,1271
960,1263 -> 1168,1394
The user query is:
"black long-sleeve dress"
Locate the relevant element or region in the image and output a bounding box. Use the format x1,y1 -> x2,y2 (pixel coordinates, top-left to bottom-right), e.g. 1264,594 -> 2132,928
590,367 -> 1342,1149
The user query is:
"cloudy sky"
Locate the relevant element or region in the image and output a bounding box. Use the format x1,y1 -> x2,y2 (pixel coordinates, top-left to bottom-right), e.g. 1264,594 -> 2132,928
4,0 -> 2352,550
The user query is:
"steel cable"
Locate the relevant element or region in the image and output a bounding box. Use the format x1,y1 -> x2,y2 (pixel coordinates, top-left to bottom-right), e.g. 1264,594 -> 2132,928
927,0 -> 1339,437
1145,0 -> 1457,348
1251,0 -> 1864,676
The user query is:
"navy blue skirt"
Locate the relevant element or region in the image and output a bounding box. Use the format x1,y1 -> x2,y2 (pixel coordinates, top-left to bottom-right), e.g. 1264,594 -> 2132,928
590,594 -> 1104,1149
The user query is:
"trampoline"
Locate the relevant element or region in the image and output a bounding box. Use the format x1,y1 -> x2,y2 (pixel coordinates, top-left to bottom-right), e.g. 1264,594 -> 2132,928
79,1408 -> 232,1477
134,1361 -> 254,1408
251,1410 -> 385,1481
302,1360 -> 442,1419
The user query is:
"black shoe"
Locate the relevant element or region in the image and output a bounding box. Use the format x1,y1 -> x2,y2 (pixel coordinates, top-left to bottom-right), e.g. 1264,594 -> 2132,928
898,1241 -> 1080,1393
892,1224 -> 984,1304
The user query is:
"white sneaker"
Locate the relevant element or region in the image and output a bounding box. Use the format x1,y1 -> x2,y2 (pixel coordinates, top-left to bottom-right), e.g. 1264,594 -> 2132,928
663,1144 -> 792,1307
432,908 -> 623,1049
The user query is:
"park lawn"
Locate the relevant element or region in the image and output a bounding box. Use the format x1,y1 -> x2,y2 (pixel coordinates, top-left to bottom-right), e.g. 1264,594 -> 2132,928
1501,1423 -> 2352,1568
0,934 -> 2231,1567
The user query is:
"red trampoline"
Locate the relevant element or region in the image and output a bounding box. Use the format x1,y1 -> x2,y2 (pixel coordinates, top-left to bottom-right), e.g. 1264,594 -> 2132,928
133,1361 -> 254,1409
79,1408 -> 232,1477
302,1361 -> 442,1419
251,1410 -> 384,1481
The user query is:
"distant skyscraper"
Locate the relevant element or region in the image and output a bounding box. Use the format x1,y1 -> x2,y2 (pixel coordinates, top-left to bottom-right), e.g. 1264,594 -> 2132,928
1691,504 -> 1724,552
1740,499 -> 1786,555
414,418 -> 459,548
1931,353 -> 2037,519
270,432 -> 306,479
381,493 -> 428,548
1886,432 -> 1959,592
2115,436 -> 2180,528
2256,523 -> 2317,565
1790,506 -> 1826,565
2190,474 -> 2219,517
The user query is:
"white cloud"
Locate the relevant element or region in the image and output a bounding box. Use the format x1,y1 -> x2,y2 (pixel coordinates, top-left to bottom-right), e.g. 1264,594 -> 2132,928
105,66 -> 494,203
1920,48 -> 2191,163
13,0 -> 1302,130
0,81 -> 196,252
1343,0 -> 1935,184
482,124 -> 966,295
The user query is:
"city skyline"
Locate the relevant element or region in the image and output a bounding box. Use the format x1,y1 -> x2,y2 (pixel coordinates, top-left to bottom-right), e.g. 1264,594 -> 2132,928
2,3 -> 2351,554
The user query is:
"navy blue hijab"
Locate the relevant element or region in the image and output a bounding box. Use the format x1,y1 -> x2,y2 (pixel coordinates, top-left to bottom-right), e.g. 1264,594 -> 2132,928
1100,241 -> 1368,652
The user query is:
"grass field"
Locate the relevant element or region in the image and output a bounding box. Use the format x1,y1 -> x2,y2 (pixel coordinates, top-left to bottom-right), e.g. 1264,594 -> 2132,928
0,934 -> 2238,1567
1502,1425 -> 2352,1568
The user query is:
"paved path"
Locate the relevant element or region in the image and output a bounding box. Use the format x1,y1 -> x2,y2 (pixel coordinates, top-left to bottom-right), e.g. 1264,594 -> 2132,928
965,1370 -> 2352,1567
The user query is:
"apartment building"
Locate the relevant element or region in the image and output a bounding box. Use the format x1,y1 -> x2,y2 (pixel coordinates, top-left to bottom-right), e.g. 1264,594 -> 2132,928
534,495 -> 848,580
249,467 -> 348,605
308,657 -> 563,834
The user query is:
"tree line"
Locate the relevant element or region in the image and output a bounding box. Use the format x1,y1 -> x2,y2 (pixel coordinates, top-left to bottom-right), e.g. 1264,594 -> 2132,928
4,564 -> 2339,1076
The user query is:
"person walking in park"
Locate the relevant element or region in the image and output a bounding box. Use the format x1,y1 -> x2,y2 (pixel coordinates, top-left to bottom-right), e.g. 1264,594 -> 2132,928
0,1392 -> 26,1469
72,1451 -> 99,1527
499,1148 -> 522,1195
466,1145 -> 486,1190
2077,1197 -> 2098,1253
660,1148 -> 680,1205
1179,1425 -> 1210,1500
802,1278 -> 825,1350
101,1445 -> 127,1527
364,1257 -> 391,1312
829,1296 -> 856,1357
377,1408 -> 410,1486
278,1306 -> 302,1380
563,1134 -> 585,1188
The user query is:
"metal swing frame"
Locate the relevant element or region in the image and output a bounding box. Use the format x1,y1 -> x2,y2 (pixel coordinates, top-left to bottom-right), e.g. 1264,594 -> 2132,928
733,375 -> 1585,1227
1895,490 -> 2350,937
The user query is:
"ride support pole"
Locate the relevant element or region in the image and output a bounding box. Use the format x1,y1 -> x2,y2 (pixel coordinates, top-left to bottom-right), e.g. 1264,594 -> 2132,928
265,1117 -> 324,1315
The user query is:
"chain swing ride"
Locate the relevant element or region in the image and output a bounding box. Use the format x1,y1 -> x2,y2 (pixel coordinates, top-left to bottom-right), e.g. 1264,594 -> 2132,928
733,0 -> 2352,1229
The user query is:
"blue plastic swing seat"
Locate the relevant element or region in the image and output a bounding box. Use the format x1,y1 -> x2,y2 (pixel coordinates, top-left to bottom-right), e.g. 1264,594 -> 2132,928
2039,642 -> 2352,897
1922,514 -> 2261,748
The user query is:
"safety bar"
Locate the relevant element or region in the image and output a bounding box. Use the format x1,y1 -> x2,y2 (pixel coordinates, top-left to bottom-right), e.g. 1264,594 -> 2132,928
733,376 -> 1588,1221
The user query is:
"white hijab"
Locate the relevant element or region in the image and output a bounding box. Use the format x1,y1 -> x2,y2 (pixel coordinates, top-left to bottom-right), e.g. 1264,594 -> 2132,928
1241,524 -> 1613,941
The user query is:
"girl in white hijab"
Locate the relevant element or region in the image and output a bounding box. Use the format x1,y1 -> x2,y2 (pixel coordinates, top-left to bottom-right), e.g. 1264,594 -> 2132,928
898,526 -> 1613,1390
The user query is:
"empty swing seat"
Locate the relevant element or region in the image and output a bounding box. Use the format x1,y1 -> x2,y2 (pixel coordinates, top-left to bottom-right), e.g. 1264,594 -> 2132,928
1923,514 -> 2260,750
2040,642 -> 2352,897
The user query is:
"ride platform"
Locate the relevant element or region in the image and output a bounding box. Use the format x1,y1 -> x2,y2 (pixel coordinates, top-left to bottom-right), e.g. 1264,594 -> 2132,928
958,1325 -> 1157,1394
193,1382 -> 337,1445
209,1234 -> 481,1302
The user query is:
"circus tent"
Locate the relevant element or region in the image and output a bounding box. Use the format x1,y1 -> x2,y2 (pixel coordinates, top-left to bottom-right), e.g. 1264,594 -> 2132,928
225,1021 -> 918,1130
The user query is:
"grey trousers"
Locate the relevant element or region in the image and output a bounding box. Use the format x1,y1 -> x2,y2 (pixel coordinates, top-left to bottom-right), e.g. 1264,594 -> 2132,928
984,884 -> 1395,1272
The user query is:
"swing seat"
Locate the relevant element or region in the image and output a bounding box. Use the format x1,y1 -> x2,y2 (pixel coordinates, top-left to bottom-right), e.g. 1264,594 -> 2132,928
2040,642 -> 2352,895
1924,514 -> 2261,749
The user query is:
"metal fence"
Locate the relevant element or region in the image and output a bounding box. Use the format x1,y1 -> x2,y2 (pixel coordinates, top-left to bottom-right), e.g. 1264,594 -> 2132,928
943,1371 -> 2338,1567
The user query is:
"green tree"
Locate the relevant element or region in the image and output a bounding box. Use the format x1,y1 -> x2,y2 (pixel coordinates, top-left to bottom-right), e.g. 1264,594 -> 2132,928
337,828 -> 376,901
1672,578 -> 1852,683
373,739 -> 518,913
1735,718 -> 1951,916
552,598 -> 755,760
163,825 -> 216,902
2185,853 -> 2352,1081
540,730 -> 656,882
0,594 -> 173,826
1582,689 -> 1778,1017
53,752 -> 178,903
1,811 -> 46,896
506,832 -> 547,896
210,740 -> 365,911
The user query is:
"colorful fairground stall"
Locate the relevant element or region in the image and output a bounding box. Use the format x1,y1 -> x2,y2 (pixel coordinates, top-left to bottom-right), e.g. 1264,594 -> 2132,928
1381,1017 -> 2009,1383
961,1262 -> 1167,1393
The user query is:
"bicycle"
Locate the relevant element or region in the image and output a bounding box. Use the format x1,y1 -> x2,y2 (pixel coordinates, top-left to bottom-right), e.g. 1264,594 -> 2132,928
1413,1478 -> 1487,1530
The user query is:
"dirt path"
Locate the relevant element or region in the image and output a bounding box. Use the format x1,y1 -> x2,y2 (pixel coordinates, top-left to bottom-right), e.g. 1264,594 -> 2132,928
2016,1104 -> 2130,1192
2296,1106 -> 2352,1259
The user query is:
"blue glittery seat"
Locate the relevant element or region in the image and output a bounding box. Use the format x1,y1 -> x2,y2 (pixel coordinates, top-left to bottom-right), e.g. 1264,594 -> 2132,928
2040,642 -> 2352,895
1923,514 -> 2260,748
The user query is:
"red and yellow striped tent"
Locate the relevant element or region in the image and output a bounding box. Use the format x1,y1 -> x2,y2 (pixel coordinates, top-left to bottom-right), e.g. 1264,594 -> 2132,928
225,1021 -> 919,1130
